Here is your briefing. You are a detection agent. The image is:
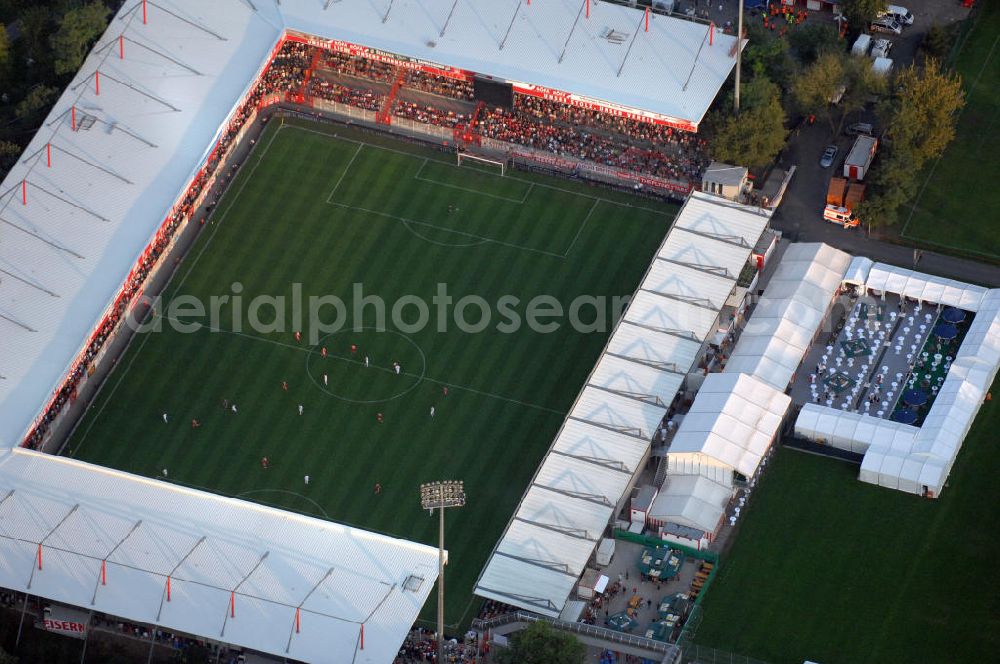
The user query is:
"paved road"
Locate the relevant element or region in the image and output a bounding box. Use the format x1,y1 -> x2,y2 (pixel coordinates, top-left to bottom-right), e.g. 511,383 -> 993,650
765,1 -> 999,287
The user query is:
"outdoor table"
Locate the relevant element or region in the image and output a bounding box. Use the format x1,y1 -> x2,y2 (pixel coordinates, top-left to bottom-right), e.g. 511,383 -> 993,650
942,307 -> 965,324
933,323 -> 958,341
607,611 -> 637,632
903,389 -> 927,407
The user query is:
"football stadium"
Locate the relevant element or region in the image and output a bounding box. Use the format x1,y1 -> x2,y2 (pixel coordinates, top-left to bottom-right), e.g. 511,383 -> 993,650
0,1 -> 742,662
2,1 -> 997,664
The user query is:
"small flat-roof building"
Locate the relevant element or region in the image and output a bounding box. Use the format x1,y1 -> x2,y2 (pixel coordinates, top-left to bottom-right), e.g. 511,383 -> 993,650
702,162 -> 749,202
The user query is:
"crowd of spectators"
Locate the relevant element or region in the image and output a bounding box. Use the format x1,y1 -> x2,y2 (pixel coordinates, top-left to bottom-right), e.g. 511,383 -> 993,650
478,104 -> 707,183
311,52 -> 707,184
91,614 -> 247,661
404,71 -> 475,101
308,77 -> 384,112
394,599 -> 516,663
21,41 -> 316,450
392,100 -> 468,128
321,51 -> 396,83
395,628 -> 480,663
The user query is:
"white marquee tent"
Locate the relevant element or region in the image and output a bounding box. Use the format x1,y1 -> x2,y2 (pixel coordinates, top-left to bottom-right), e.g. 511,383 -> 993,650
794,272 -> 1000,497
668,372 -> 791,480
648,473 -> 732,535
865,264 -> 988,311
842,255 -> 874,288
0,449 -> 439,664
794,403 -> 917,455
725,243 -> 851,391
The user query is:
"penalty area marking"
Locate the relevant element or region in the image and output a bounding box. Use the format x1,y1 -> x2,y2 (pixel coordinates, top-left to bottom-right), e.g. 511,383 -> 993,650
284,123 -> 669,216
281,122 -> 670,253
325,142 -> 364,204
413,158 -> 534,204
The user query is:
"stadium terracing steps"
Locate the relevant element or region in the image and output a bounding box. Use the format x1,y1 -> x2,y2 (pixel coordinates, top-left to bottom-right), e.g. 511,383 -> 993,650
377,67 -> 408,125
293,48 -> 324,105
456,101 -> 486,144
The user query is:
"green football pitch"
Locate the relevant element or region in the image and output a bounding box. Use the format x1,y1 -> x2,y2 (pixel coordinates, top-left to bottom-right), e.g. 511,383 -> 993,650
901,1 -> 1000,259
693,380 -> 1000,664
65,118 -> 676,627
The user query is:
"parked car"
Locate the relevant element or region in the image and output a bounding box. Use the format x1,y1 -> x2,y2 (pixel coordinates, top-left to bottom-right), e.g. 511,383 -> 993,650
871,17 -> 903,35
880,4 -> 914,26
871,38 -> 893,59
845,122 -> 875,137
820,145 -> 838,168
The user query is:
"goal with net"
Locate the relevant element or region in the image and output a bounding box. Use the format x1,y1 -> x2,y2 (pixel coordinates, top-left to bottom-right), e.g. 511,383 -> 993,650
456,152 -> 508,176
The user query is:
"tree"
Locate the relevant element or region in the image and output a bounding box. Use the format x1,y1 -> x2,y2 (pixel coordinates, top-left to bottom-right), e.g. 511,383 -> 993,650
792,51 -> 845,125
787,22 -> 841,65
921,24 -> 954,60
834,54 -> 887,132
888,59 -> 965,163
742,21 -> 794,88
0,140 -> 22,176
710,76 -> 789,169
15,85 -> 59,120
841,0 -> 887,30
855,142 -> 920,230
494,621 -> 584,664
19,6 -> 54,65
50,1 -> 111,75
0,23 -> 10,70
0,645 -> 17,664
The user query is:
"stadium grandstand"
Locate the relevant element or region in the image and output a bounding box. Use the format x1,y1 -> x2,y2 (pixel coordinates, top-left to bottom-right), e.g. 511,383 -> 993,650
0,449 -> 439,663
474,192 -> 774,618
0,0 -> 745,660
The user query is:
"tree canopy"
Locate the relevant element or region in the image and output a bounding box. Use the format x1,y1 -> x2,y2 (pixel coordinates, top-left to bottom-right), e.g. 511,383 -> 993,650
494,621 -> 585,664
0,23 -> 10,69
741,21 -> 794,88
787,22 -> 841,65
710,75 -> 789,169
15,84 -> 59,120
860,58 -> 964,229
792,51 -> 846,121
889,59 -> 966,163
841,0 -> 888,30
50,1 -> 110,75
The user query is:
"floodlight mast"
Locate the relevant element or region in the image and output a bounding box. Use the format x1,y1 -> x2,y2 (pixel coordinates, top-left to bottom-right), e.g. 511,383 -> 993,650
420,480 -> 466,664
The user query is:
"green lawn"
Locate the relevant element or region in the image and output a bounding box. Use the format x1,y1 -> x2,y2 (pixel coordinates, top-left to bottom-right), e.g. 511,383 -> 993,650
66,118 -> 675,628
901,2 -> 1000,258
694,381 -> 1000,663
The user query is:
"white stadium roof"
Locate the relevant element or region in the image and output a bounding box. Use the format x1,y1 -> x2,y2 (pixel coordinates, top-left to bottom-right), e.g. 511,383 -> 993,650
0,449 -> 439,663
280,0 -> 741,130
476,193 -> 772,616
0,0 -> 280,449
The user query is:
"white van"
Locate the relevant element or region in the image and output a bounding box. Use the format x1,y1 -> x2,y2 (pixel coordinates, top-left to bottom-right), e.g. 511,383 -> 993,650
880,4 -> 914,26
851,34 -> 872,56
